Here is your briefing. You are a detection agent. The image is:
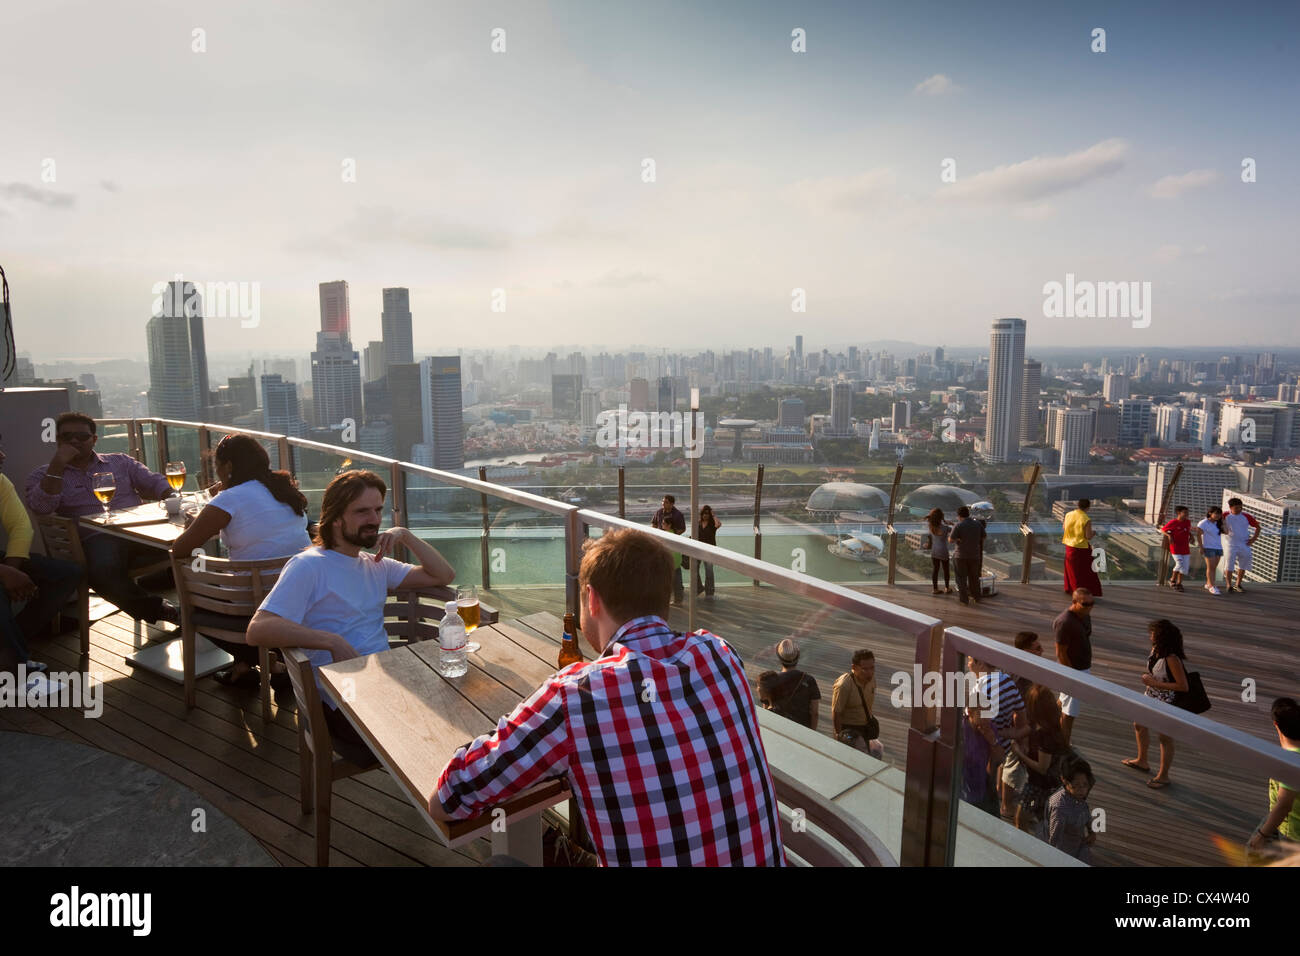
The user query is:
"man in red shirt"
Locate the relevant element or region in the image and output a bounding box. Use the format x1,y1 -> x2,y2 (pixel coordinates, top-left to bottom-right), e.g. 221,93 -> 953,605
430,528 -> 784,866
1160,505 -> 1193,592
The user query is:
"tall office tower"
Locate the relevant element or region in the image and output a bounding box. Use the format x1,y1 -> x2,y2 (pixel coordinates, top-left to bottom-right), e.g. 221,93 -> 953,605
1279,383 -> 1297,403
629,377 -> 650,412
1055,407 -> 1092,474
795,335 -> 803,365
890,400 -> 910,430
830,382 -> 853,435
657,376 -> 676,413
363,377 -> 392,422
934,346 -> 944,364
1116,398 -> 1154,447
310,331 -> 363,428
381,287 -> 414,366
146,280 -> 210,420
580,388 -> 600,429
778,397 -> 806,428
421,356 -> 464,469
1020,359 -> 1042,444
551,374 -> 583,421
260,373 -> 307,444
364,340 -> 387,383
359,421 -> 395,459
388,363 -> 424,462
1103,372 -> 1129,402
318,280 -> 350,338
983,318 -> 1026,462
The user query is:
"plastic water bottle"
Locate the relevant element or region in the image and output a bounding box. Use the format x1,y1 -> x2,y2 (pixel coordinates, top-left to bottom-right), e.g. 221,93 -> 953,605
438,600 -> 468,678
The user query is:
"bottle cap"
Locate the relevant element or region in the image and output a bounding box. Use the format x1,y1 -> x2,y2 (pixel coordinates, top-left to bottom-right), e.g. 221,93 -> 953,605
445,600 -> 459,614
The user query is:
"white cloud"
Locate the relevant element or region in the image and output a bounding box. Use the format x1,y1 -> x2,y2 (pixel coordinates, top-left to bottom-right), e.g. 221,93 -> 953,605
1149,169 -> 1217,199
936,139 -> 1128,204
789,168 -> 900,214
913,74 -> 960,96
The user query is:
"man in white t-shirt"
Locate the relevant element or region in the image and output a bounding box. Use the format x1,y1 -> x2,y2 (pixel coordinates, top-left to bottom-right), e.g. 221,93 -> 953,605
1221,497 -> 1260,594
246,470 -> 455,751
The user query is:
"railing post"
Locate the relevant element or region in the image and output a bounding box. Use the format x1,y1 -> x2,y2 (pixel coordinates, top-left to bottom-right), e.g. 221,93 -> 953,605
885,463 -> 903,586
617,466 -> 625,520
155,421 -> 170,471
900,622 -> 960,867
1020,464 -> 1041,585
752,464 -> 764,585
478,466 -> 491,592
564,508 -> 582,625
278,437 -> 292,475
128,419 -> 143,463
197,426 -> 213,490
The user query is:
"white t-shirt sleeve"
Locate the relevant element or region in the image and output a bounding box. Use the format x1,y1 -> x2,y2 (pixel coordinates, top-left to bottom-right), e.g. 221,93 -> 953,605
259,554 -> 319,623
381,556 -> 417,590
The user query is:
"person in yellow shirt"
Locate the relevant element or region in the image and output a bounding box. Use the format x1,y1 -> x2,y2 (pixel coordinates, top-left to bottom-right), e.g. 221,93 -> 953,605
1060,498 -> 1103,597
0,439 -> 83,674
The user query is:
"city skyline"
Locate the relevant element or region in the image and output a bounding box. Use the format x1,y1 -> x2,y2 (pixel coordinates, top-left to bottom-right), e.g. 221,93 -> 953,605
2,0 -> 1297,356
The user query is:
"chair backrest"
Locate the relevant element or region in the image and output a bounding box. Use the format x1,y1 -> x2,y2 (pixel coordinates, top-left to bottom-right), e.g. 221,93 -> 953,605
36,514 -> 86,565
768,766 -> 899,867
282,646 -> 330,761
171,554 -> 289,619
383,585 -> 455,643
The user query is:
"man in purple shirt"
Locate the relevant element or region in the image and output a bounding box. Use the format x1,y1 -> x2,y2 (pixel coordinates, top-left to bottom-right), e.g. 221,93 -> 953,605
25,413 -> 180,627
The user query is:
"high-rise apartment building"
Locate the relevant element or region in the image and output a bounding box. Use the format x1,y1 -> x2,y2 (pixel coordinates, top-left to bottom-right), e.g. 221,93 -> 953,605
983,318 -> 1026,462
580,388 -> 600,429
260,373 -> 307,458
890,400 -> 910,431
1020,358 -> 1042,445
1117,398 -> 1154,447
657,376 -> 677,414
1143,461 -> 1259,524
1228,491 -> 1300,584
146,280 -> 210,421
551,374 -> 583,421
629,377 -> 650,412
1054,407 -> 1092,474
1103,373 -> 1130,402
381,287 -> 414,367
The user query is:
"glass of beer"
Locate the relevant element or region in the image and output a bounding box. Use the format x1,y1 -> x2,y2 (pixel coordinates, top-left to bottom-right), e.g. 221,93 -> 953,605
166,461 -> 187,504
457,585 -> 480,653
92,471 -> 117,522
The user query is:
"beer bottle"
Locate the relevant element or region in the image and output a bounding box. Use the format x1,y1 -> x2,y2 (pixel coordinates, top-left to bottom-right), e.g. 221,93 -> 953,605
558,611 -> 583,669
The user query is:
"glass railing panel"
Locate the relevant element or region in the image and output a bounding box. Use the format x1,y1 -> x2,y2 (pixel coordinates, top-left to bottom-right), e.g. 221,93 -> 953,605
94,421 -> 132,457
290,442 -> 394,531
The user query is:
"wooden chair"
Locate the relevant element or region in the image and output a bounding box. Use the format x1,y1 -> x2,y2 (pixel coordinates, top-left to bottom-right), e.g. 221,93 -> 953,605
383,585 -> 498,645
281,646 -> 380,867
769,766 -> 899,867
170,555 -> 290,721
35,513 -> 170,665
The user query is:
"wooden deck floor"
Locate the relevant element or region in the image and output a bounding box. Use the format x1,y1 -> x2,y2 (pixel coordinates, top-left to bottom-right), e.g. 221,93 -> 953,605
4,580 -> 1294,866
484,580 -> 1300,867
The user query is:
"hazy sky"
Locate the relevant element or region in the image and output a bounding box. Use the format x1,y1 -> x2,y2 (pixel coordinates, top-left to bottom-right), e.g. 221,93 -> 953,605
2,0 -> 1297,359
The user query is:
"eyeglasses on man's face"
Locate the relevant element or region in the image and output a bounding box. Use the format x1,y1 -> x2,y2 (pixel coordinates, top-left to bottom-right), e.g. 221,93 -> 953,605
59,431 -> 93,442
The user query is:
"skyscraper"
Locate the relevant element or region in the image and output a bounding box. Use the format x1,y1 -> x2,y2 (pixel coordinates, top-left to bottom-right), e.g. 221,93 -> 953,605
629,377 -> 650,413
1103,372 -> 1129,402
551,374 -> 583,421
146,280 -> 210,420
310,331 -> 363,428
580,388 -> 600,429
381,287 -> 414,366
983,318 -> 1026,462
389,363 -> 424,462
260,373 -> 307,466
1020,359 -> 1042,445
364,340 -> 386,383
777,397 -> 806,429
318,280 -> 350,338
830,382 -> 853,436
795,335 -> 803,365
422,356 -> 464,470
657,376 -> 676,414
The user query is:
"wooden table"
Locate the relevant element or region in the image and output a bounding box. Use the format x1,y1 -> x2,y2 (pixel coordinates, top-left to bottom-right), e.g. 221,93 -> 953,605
79,502 -> 233,683
318,620 -> 573,865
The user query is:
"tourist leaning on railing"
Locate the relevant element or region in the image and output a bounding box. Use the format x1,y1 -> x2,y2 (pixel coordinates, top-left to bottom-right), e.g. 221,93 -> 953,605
1247,698 -> 1300,858
429,528 -> 785,866
244,470 -> 455,757
25,411 -> 181,627
170,435 -> 313,690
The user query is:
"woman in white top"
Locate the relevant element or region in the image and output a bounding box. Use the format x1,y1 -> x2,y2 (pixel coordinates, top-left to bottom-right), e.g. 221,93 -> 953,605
171,435 -> 311,687
1195,506 -> 1225,596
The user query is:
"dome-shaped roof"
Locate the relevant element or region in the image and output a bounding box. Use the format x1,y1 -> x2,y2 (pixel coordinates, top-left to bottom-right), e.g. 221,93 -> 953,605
901,484 -> 984,515
806,482 -> 890,514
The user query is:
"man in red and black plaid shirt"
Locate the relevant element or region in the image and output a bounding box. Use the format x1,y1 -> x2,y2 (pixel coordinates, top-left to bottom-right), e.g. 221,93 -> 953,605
430,528 -> 784,866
